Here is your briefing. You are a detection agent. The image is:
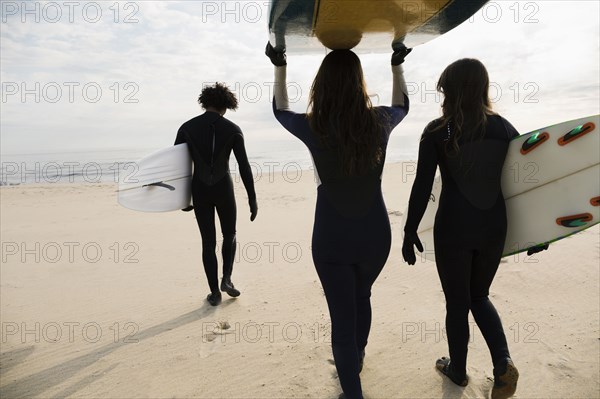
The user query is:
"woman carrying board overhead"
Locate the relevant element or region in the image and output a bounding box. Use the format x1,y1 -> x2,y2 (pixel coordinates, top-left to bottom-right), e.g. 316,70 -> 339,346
402,58 -> 547,398
175,83 -> 258,306
266,43 -> 411,399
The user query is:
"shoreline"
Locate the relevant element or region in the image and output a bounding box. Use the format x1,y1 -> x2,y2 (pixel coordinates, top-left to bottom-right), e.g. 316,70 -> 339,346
0,160 -> 421,188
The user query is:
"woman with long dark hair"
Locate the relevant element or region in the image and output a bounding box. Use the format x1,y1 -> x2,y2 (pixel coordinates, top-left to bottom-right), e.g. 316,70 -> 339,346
266,43 -> 411,399
175,83 -> 258,307
402,59 -> 541,399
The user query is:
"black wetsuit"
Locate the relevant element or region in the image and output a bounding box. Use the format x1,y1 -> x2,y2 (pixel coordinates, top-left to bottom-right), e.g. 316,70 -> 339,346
175,111 -> 256,293
404,115 -> 519,377
274,99 -> 408,399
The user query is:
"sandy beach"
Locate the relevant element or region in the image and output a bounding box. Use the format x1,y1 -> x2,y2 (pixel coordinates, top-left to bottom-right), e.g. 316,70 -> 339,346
1,162 -> 598,399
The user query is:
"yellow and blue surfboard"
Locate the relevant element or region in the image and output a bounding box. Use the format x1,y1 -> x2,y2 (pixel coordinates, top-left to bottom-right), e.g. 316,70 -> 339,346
268,0 -> 488,52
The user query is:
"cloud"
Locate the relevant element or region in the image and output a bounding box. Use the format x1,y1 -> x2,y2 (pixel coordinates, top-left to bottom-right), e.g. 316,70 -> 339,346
1,0 -> 598,157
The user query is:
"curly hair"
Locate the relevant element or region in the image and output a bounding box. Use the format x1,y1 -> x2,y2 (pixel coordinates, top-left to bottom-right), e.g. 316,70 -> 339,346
198,82 -> 238,111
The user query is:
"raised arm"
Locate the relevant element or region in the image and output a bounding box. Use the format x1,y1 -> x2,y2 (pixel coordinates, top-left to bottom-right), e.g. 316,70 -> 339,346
391,44 -> 411,108
391,64 -> 409,108
378,44 -> 411,131
265,42 -> 289,111
266,42 -> 314,145
273,63 -> 290,112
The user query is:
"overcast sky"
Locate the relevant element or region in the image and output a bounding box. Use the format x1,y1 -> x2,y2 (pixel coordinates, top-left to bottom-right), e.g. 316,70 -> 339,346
1,1 -> 598,157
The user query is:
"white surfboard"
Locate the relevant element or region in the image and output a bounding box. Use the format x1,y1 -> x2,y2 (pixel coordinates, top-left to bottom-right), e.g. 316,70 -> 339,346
401,115 -> 600,261
118,144 -> 192,212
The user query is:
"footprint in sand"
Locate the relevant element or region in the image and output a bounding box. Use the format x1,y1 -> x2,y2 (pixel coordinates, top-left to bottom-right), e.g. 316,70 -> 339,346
219,321 -> 231,330
202,321 -> 234,343
204,333 -> 218,342
200,321 -> 234,358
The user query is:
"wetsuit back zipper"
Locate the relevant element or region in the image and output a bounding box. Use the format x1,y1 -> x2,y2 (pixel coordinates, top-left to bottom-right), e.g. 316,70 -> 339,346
208,114 -> 222,185
210,123 -> 215,184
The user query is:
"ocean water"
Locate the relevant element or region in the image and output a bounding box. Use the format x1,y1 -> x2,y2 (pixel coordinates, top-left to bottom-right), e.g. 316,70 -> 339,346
0,148 -> 152,186
0,137 -> 417,186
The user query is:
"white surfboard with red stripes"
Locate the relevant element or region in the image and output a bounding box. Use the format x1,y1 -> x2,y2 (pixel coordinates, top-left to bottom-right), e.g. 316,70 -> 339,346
402,115 -> 600,261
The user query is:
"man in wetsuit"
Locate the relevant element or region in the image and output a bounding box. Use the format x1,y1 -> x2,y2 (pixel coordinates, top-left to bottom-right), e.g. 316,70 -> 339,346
175,82 -> 258,306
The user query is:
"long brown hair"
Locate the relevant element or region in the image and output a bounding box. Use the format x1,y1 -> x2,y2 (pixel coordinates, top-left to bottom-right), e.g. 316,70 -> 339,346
436,58 -> 494,153
308,50 -> 386,176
